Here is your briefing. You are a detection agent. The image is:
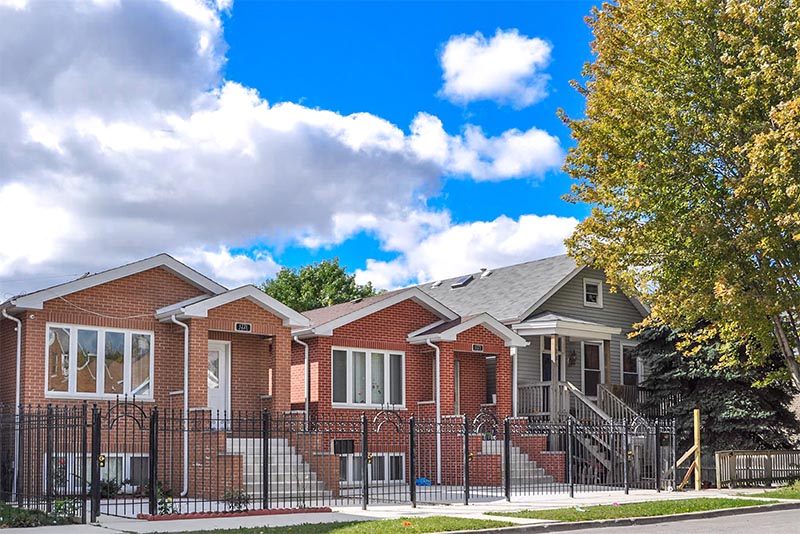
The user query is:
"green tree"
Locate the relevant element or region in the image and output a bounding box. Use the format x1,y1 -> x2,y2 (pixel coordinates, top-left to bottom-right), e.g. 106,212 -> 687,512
635,323 -> 797,452
561,0 -> 800,387
261,258 -> 377,312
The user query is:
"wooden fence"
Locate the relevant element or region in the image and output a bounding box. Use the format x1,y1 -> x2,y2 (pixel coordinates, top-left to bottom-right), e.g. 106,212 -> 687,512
716,450 -> 800,488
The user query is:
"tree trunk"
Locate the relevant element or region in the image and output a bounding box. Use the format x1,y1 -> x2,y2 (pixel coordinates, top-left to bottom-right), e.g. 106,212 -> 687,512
770,315 -> 800,390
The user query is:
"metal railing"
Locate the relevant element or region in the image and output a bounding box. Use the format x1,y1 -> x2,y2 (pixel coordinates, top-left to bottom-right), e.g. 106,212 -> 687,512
597,385 -> 650,427
716,450 -> 800,488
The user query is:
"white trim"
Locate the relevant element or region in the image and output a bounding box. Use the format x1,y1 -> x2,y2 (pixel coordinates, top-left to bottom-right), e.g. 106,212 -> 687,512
619,341 -> 643,385
11,254 -> 226,310
311,288 -> 458,336
331,346 -> 406,409
44,323 -> 155,400
514,318 -> 620,341
207,340 -> 231,415
408,313 -> 528,347
583,278 -> 604,308
517,266 -> 585,322
157,285 -> 310,328
580,340 -> 605,398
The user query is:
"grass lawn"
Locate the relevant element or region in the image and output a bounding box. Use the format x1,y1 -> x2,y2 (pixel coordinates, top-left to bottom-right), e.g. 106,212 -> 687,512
167,516 -> 514,534
742,481 -> 800,499
487,497 -> 776,522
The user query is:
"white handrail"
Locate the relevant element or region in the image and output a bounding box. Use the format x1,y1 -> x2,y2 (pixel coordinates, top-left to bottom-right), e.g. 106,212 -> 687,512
561,381 -> 613,423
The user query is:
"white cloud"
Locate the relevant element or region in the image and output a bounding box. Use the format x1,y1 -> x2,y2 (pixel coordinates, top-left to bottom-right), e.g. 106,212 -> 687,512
439,29 -> 552,108
0,0 -> 568,297
355,213 -> 579,289
176,246 -> 280,288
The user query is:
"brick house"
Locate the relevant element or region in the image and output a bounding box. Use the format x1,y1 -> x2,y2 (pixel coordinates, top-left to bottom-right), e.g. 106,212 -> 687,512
0,254 -> 309,497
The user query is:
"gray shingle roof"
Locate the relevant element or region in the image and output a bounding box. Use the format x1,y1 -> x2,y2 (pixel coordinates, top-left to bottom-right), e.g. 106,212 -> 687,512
418,254 -> 578,322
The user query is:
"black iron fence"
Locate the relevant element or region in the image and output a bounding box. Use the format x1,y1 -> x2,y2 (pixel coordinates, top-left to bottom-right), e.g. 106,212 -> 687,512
0,401 -> 677,522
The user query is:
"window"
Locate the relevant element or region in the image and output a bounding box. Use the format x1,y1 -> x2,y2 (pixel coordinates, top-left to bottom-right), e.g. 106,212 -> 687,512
331,348 -> 404,408
338,453 -> 405,486
46,324 -> 154,399
583,278 -> 603,308
621,344 -> 641,386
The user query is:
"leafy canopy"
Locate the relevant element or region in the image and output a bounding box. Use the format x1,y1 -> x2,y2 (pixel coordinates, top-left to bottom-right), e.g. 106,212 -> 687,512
261,258 -> 378,312
562,0 -> 800,387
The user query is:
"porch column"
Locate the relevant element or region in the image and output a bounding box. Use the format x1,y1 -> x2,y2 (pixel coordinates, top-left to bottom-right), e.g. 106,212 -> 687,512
603,339 -> 612,387
187,319 -> 209,409
272,328 -> 292,414
550,334 -> 559,422
497,347 -> 513,419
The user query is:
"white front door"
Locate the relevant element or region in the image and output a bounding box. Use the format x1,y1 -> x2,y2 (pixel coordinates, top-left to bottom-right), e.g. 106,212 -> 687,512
207,341 -> 230,415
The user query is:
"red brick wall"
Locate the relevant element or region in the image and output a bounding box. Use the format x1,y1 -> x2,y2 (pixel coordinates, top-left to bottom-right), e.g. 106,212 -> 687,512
453,325 -> 512,420
0,318 -> 17,405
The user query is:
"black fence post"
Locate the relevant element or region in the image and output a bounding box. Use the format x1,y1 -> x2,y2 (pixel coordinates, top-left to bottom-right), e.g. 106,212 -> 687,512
409,416 -> 416,508
671,418 -> 677,491
45,404 -> 53,514
361,413 -> 368,510
90,405 -> 101,522
503,418 -> 511,501
148,407 -> 159,515
463,415 -> 470,506
654,419 -> 662,492
80,402 -> 88,525
623,418 -> 630,495
16,407 -> 24,508
262,410 -> 271,509
567,419 -> 574,498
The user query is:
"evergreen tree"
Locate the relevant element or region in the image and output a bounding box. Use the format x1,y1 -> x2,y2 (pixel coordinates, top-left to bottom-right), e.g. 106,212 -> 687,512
635,324 -> 797,452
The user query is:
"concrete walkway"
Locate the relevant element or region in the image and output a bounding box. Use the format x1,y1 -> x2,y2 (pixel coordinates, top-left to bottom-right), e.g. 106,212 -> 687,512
2,489 -> 789,534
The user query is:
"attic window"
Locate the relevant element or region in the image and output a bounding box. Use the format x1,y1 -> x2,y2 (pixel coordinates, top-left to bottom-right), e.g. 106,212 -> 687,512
451,275 -> 473,289
583,278 -> 603,308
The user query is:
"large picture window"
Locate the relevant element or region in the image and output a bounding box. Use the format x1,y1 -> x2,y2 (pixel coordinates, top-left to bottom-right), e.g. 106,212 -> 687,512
331,348 -> 405,408
46,324 -> 154,399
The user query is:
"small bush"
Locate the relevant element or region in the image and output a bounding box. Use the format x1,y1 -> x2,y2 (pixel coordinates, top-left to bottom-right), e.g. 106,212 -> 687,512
0,502 -> 70,528
222,488 -> 251,512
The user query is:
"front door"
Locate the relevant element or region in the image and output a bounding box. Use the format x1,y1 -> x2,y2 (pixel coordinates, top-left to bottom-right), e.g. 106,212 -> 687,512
581,342 -> 604,398
207,341 -> 230,416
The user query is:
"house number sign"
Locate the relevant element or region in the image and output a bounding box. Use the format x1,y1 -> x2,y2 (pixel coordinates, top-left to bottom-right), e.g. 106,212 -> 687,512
235,322 -> 252,332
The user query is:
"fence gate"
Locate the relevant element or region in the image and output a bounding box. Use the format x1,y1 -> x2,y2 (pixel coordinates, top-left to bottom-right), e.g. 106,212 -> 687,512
90,400 -> 153,520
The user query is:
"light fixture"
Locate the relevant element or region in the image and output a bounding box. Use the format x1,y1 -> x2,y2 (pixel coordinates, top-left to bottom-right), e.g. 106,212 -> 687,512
568,349 -> 577,367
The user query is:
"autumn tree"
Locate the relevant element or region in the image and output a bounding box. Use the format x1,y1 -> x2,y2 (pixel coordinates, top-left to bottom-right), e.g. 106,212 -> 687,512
562,0 -> 800,387
261,258 -> 377,312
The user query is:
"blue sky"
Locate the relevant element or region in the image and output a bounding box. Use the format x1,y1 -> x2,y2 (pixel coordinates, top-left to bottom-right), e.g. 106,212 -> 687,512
0,0 -> 599,297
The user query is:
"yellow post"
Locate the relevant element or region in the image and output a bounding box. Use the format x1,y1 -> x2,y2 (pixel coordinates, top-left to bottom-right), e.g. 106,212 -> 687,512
693,408 -> 701,491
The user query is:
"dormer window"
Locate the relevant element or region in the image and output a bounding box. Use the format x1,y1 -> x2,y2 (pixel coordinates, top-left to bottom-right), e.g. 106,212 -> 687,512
583,278 -> 603,308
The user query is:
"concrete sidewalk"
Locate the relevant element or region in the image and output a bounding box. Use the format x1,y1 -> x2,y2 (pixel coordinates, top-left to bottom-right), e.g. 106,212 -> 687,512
1,489 -> 787,534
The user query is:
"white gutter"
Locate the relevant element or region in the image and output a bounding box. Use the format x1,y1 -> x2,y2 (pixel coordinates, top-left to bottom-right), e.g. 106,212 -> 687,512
2,308 -> 21,499
293,336 -> 310,419
169,314 -> 190,497
511,347 -> 518,417
425,339 -> 442,485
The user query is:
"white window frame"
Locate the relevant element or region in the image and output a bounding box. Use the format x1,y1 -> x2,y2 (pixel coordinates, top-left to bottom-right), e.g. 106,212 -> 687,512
45,323 -> 155,400
619,342 -> 643,386
338,452 -> 405,486
580,340 -> 605,398
331,347 -> 405,409
539,336 -> 566,382
583,278 -> 604,308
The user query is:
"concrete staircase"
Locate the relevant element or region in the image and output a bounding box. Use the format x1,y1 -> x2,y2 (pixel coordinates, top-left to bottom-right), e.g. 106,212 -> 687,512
226,438 -> 331,501
480,440 -> 555,485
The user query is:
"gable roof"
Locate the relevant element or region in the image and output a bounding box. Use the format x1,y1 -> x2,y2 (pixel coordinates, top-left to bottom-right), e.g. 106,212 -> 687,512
418,255 -> 579,323
155,285 -> 310,328
3,254 -> 227,311
408,313 -> 528,348
297,286 -> 458,336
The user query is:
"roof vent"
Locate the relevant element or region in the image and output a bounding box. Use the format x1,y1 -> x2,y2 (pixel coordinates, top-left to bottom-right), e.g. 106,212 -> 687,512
431,280 -> 442,288
480,268 -> 492,279
451,274 -> 473,289
350,297 -> 363,303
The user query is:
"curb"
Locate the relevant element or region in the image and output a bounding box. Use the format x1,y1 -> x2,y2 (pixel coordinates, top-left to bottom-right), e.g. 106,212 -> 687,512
454,501 -> 800,534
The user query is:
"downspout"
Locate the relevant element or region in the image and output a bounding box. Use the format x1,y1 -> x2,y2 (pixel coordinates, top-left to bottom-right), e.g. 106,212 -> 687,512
169,314 -> 190,497
426,339 -> 442,485
2,308 -> 22,499
293,336 -> 310,419
511,347 -> 518,417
